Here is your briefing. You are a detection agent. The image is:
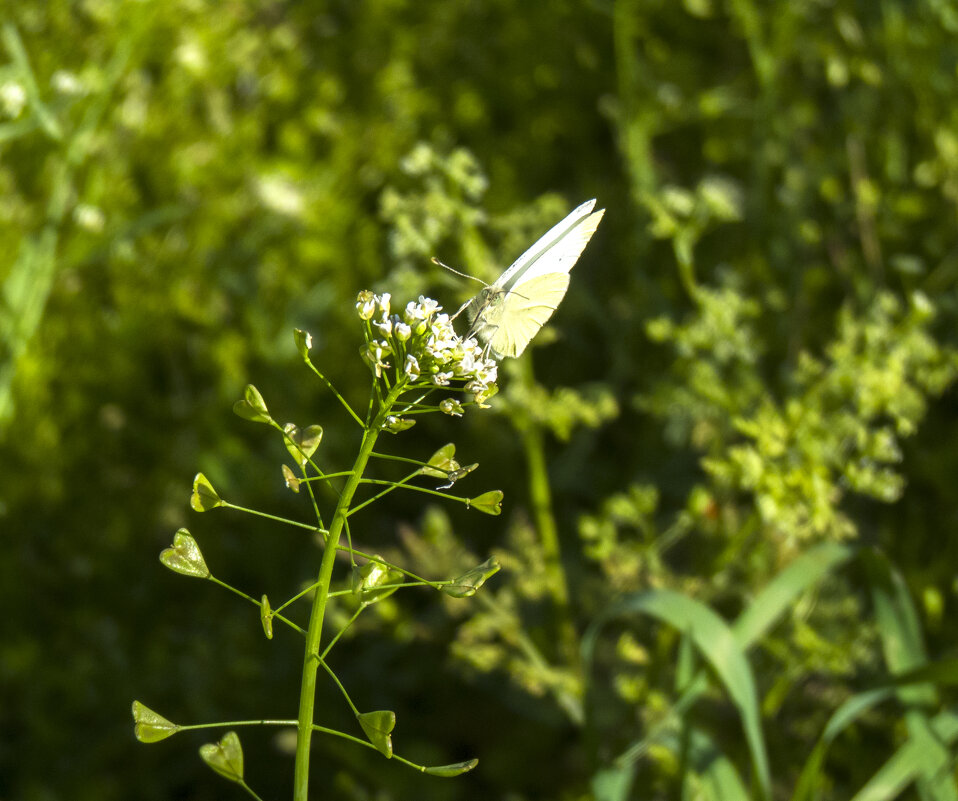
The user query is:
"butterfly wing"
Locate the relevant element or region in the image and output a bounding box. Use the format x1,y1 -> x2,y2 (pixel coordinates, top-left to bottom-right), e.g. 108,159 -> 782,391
496,199 -> 605,292
485,272 -> 571,358
469,199 -> 604,359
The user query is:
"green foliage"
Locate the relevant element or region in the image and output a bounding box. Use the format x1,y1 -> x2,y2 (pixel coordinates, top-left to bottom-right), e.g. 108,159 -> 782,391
647,285 -> 958,541
6,1 -> 958,800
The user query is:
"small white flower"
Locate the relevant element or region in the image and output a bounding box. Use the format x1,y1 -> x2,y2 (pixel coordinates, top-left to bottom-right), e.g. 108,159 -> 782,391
51,70 -> 85,96
376,293 -> 391,316
439,398 -> 464,417
394,321 -> 412,342
454,350 -> 476,376
404,300 -> 425,323
419,296 -> 440,317
74,204 -> 105,232
432,371 -> 453,386
364,342 -> 391,378
476,361 -> 498,384
425,334 -> 454,364
0,81 -> 27,119
404,354 -> 420,380
375,315 -> 393,337
175,39 -> 207,75
256,175 -> 304,218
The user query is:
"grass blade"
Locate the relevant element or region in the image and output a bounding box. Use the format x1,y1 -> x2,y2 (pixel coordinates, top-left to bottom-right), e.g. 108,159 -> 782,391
585,589 -> 771,801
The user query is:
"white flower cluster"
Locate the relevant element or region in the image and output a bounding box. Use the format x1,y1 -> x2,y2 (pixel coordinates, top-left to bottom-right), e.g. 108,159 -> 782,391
357,291 -> 498,410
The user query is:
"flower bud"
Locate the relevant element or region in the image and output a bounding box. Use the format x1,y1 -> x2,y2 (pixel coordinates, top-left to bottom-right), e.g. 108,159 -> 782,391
356,290 -> 376,320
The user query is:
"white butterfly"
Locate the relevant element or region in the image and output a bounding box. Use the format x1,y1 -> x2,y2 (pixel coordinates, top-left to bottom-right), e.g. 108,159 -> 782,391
456,199 -> 605,360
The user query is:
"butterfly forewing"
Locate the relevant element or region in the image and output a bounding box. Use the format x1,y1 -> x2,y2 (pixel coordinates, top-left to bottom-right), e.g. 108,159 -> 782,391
465,198 -> 604,359
498,200 -> 603,292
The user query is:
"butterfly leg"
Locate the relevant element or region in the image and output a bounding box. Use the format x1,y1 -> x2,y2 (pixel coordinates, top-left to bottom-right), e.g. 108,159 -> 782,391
450,297 -> 472,321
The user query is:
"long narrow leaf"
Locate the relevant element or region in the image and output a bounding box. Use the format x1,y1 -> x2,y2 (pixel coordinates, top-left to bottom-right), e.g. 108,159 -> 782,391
586,543 -> 855,784
850,709 -> 958,801
793,660 -> 958,801
591,763 -> 639,801
733,542 -> 856,644
862,550 -> 956,801
792,688 -> 896,801
688,727 -> 752,801
585,589 -> 771,801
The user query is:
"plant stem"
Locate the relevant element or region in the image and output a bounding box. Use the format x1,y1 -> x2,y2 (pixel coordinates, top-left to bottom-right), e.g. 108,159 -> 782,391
292,382 -> 403,801
515,359 -> 579,676
520,421 -> 579,664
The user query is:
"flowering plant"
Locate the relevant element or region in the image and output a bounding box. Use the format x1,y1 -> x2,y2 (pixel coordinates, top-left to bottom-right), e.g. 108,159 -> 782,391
133,292 -> 504,801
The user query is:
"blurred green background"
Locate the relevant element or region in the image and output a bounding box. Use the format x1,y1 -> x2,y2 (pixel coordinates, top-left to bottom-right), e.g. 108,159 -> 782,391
4,1 -> 958,799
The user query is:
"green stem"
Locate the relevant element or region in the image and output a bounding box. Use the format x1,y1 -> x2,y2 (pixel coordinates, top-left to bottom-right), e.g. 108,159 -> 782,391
178,718 -> 298,732
292,382 -> 405,801
318,654 -> 359,715
347,479 -> 465,515
320,606 -> 364,662
304,361 -> 365,427
238,780 -> 265,801
515,360 -> 579,676
221,502 -> 327,535
347,471 -> 421,515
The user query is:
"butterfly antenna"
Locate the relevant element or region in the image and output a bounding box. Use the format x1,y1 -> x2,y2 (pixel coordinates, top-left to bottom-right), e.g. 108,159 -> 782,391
431,257 -> 489,288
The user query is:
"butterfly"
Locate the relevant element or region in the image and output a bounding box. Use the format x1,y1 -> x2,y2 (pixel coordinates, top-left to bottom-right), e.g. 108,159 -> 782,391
456,199 -> 604,360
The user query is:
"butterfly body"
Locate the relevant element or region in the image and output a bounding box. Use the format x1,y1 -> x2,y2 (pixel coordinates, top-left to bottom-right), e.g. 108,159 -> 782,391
465,199 -> 604,359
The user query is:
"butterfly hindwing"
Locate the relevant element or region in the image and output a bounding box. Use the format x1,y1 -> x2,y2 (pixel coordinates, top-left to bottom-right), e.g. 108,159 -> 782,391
487,273 -> 571,358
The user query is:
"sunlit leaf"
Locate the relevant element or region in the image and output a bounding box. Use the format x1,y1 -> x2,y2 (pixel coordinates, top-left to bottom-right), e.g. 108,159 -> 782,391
437,463 -> 477,489
283,423 -> 323,467
159,528 -> 210,579
424,758 -> 479,777
131,701 -> 180,743
592,763 -> 638,801
351,556 -> 402,606
467,490 -> 503,515
281,464 -> 301,493
199,731 -> 244,782
232,384 -> 271,423
441,556 -> 500,598
260,595 -> 273,640
422,443 -> 458,478
190,473 -> 223,512
358,710 -> 395,758
382,415 -> 415,433
861,550 -> 956,801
